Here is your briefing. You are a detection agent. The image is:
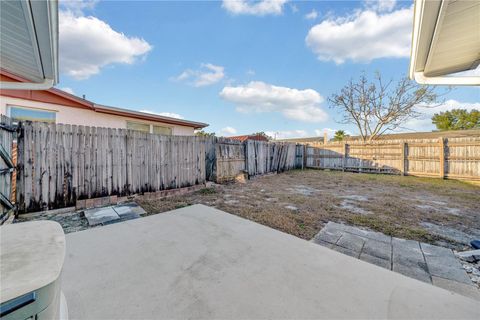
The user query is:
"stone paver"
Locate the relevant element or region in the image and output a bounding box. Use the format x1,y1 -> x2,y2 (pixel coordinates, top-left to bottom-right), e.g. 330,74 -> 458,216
336,233 -> 365,255
112,203 -> 146,220
362,238 -> 391,261
313,222 -> 479,300
84,207 -> 120,226
84,202 -> 146,226
359,253 -> 391,269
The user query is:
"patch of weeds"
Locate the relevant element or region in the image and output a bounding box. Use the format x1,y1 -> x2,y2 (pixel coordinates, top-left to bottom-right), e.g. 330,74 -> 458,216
175,203 -> 190,209
347,215 -> 450,244
197,188 -> 216,195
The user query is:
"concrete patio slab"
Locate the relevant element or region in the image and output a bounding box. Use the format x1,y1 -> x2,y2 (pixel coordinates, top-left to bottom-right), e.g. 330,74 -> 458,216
83,207 -> 120,226
313,222 -> 479,300
62,205 -> 479,319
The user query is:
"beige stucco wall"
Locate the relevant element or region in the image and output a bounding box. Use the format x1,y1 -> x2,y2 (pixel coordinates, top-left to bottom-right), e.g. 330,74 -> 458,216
0,96 -> 195,136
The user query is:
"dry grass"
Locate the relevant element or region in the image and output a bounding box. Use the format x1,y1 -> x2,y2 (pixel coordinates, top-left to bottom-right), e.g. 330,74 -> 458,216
138,169 -> 480,249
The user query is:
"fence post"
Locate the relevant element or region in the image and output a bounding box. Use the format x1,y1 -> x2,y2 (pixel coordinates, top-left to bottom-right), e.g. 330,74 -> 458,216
401,140 -> 406,176
303,144 -> 307,169
439,137 -> 445,179
343,143 -> 348,171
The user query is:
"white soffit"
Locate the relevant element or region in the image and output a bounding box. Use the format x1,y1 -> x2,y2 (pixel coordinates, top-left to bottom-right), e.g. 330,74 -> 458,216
0,0 -> 59,89
410,0 -> 480,85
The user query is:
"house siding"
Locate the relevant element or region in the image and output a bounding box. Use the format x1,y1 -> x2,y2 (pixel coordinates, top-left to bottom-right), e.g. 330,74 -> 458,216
0,96 -> 195,136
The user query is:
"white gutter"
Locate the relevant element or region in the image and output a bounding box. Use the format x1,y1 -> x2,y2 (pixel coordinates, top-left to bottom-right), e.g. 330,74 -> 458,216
0,78 -> 55,90
409,0 -> 480,86
413,72 -> 480,86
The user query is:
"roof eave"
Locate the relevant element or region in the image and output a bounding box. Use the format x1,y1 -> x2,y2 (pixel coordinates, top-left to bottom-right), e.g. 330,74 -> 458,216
94,104 -> 209,129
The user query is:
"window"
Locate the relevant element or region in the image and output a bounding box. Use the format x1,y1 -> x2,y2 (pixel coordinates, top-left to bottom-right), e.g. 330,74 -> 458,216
153,125 -> 172,135
9,106 -> 56,123
126,121 -> 150,132
126,121 -> 173,135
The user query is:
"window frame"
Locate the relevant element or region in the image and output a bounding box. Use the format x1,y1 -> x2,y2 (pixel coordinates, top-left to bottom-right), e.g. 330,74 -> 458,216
7,105 -> 57,124
126,121 -> 174,135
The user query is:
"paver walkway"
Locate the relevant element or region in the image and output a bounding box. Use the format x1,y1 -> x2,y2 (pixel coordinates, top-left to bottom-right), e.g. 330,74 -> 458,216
313,222 -> 480,300
84,202 -> 146,226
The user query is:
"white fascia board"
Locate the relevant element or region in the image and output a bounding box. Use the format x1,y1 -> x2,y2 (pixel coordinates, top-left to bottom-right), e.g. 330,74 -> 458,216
413,72 -> 480,86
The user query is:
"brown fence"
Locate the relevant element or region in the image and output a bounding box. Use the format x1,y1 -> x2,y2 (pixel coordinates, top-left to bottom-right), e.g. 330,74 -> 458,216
306,137 -> 480,180
16,121 -> 206,212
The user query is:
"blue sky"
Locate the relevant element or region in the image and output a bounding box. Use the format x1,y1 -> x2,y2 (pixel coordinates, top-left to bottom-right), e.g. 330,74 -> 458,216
58,0 -> 479,139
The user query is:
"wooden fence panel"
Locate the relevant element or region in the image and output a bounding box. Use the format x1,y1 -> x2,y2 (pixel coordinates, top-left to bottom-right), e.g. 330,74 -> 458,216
245,141 -> 299,176
306,137 -> 480,180
16,122 -> 208,212
446,137 -> 480,179
215,140 -> 245,183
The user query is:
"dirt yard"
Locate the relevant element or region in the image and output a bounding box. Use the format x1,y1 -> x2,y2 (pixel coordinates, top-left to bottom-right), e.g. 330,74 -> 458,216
138,169 -> 480,250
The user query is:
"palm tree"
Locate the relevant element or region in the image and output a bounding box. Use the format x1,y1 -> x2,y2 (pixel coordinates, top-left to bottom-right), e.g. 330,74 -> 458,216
333,130 -> 347,141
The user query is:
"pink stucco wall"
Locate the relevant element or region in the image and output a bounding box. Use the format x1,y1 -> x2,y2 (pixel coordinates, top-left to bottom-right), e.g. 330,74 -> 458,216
0,96 -> 195,136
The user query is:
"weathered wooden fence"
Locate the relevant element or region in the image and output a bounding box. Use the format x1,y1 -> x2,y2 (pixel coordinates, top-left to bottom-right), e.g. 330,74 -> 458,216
306,137 -> 480,180
0,115 -> 15,221
213,140 -> 303,183
16,121 -> 206,212
245,140 -> 299,176
215,140 -> 246,183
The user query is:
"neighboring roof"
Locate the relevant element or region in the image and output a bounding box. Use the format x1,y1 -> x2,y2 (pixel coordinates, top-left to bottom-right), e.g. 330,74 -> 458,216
409,0 -> 480,85
279,129 -> 480,143
0,70 -> 208,129
228,135 -> 269,142
0,0 -> 59,89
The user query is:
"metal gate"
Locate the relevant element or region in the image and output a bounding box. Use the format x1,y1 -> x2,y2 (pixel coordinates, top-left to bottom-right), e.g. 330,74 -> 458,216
0,115 -> 15,222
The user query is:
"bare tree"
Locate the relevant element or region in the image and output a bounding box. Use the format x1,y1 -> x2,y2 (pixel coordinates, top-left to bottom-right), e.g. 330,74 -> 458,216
329,73 -> 440,142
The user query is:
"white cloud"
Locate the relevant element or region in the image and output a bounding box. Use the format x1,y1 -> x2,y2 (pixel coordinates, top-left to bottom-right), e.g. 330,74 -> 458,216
59,10 -> 152,79
60,0 -> 98,14
172,63 -> 225,87
305,6 -> 412,64
218,126 -> 238,136
265,130 -> 309,140
222,0 -> 288,16
290,4 -> 299,13
364,0 -> 397,13
59,87 -> 75,95
314,128 -> 335,139
401,99 -> 480,132
305,9 -> 318,20
219,81 -> 328,123
139,110 -> 184,119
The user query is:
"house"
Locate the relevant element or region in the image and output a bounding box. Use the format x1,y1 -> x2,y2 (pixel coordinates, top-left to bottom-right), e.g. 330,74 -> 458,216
409,0 -> 480,85
0,70 -> 208,135
0,0 -> 58,90
228,134 -> 269,142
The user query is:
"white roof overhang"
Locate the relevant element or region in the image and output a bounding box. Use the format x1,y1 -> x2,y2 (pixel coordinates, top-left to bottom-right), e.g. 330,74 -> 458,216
0,0 -> 59,90
409,0 -> 480,86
